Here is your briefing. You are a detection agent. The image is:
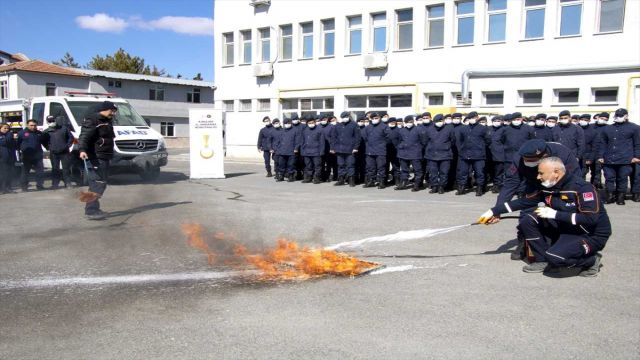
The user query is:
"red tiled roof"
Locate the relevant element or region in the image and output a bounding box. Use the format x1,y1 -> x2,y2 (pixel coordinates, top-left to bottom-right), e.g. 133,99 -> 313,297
0,60 -> 86,77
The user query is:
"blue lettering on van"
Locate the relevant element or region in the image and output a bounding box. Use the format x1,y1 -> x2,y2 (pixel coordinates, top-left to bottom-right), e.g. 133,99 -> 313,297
117,130 -> 148,136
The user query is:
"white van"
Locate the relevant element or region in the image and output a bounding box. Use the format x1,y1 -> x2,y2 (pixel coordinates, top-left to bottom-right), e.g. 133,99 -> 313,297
28,92 -> 168,180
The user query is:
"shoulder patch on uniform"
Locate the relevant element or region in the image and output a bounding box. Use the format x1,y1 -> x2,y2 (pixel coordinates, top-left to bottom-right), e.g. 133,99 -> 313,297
582,192 -> 594,201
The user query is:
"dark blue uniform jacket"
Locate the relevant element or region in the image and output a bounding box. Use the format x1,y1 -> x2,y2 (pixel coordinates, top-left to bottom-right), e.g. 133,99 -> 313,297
533,126 -> 560,142
494,125 -> 535,164
557,124 -> 585,158
424,125 -> 456,161
394,126 -> 426,160
17,129 -> 48,159
0,132 -> 17,163
489,127 -> 505,162
257,126 -> 272,151
457,124 -> 491,160
44,124 -> 73,154
330,121 -> 361,154
301,126 -> 325,156
581,125 -> 599,161
362,123 -> 390,156
274,127 -> 300,156
597,121 -> 640,164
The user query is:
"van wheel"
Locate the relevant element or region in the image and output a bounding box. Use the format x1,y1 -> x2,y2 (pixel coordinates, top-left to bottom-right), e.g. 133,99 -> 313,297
140,165 -> 160,181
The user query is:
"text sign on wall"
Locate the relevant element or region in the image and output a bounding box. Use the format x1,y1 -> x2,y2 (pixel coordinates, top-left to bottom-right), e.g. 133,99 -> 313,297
189,109 -> 225,179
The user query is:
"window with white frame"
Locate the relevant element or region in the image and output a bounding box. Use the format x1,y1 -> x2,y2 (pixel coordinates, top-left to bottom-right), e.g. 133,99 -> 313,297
149,85 -> 164,101
456,0 -> 475,45
425,93 -> 444,106
282,97 -> 334,119
240,30 -> 252,64
486,0 -> 507,42
280,24 -> 293,60
426,4 -> 445,47
187,88 -> 201,103
592,87 -> 618,103
396,9 -> 413,50
519,90 -> 543,105
301,22 -> 314,59
46,82 -> 56,96
524,0 -> 546,39
160,122 -> 175,137
223,32 -> 234,66
259,28 -> 270,62
347,15 -> 362,54
322,19 -> 335,56
371,12 -> 387,52
598,0 -> 625,33
346,94 -> 412,109
483,91 -> 504,105
453,92 -> 473,105
554,89 -> 579,104
239,99 -> 252,112
0,80 -> 8,99
559,0 -> 582,36
223,100 -> 234,112
257,99 -> 271,111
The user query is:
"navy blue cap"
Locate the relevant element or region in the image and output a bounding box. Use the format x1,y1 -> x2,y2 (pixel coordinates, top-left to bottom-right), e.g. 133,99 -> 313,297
467,111 -> 478,118
519,139 -> 547,158
283,118 -> 292,124
433,114 -> 444,122
492,115 -> 503,121
503,113 -> 513,121
422,112 -> 431,117
535,113 -> 547,120
370,112 -> 380,118
512,112 -> 523,119
600,112 -> 610,119
388,117 -> 397,123
579,114 -> 591,120
615,108 -> 628,117
271,118 -> 280,123
290,113 -> 299,120
547,116 -> 558,121
404,115 -> 414,122
452,112 -> 462,118
357,114 -> 366,121
340,111 -> 350,119
571,114 -> 579,120
559,110 -> 571,117
479,116 -> 487,121
444,114 -> 451,118
94,101 -> 118,112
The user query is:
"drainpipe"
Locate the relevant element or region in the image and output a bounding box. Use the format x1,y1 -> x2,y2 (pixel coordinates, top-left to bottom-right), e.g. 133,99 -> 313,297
461,63 -> 640,103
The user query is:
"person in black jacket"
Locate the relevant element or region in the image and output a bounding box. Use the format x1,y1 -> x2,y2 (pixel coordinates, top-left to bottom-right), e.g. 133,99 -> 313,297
17,119 -> 49,191
257,116 -> 273,177
329,111 -> 361,186
455,111 -> 491,196
44,115 -> 74,188
273,118 -> 300,182
361,112 -> 391,189
0,123 -> 17,193
78,101 -> 117,220
300,117 -> 325,184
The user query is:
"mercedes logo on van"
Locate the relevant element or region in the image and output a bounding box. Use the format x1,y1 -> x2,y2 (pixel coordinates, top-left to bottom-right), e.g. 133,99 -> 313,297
135,141 -> 146,150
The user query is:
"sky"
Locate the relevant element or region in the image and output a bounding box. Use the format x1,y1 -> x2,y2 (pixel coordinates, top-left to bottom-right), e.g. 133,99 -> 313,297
0,0 -> 214,81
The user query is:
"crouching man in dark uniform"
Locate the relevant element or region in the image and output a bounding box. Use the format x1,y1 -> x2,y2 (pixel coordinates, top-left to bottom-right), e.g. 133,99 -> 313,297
478,157 -> 611,277
78,101 -> 117,220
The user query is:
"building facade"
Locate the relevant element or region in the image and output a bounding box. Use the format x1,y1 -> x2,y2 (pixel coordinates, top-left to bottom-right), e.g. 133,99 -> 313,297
0,56 -> 216,147
214,0 -> 640,159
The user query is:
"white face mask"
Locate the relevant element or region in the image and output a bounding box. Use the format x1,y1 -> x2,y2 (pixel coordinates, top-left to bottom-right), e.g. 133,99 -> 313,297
292,120 -> 300,125
406,123 -> 414,128
330,122 -> 337,126
416,120 -> 423,125
284,124 -> 292,129
541,179 -> 557,188
364,121 -> 370,126
452,119 -> 461,125
597,119 -> 607,125
308,124 -> 316,129
274,123 -> 281,128
48,122 -> 56,128
388,124 -> 396,128
535,120 -> 545,127
320,120 -> 328,125
527,121 -> 535,126
492,122 -> 501,127
435,122 -> 444,128
444,119 -> 452,124
614,117 -> 625,123
371,119 -> 380,125
381,117 -> 389,123
524,161 -> 539,168
558,119 -> 569,125
397,124 -> 404,128
468,119 -> 477,125
547,122 -> 556,128
424,119 -> 432,124
512,120 -> 522,127
579,120 -> 589,127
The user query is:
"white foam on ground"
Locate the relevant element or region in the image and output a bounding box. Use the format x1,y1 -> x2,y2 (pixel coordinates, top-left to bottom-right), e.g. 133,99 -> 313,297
326,224 -> 472,250
370,265 -> 416,275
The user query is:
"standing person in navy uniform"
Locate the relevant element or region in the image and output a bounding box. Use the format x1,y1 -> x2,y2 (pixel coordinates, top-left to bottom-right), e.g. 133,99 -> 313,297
0,123 -> 17,193
273,118 -> 301,182
578,114 -> 599,184
290,113 -> 305,180
385,117 -> 401,187
424,114 -> 456,194
330,111 -> 361,186
493,112 -> 535,197
394,115 -> 426,191
532,114 -> 560,142
78,101 -> 117,220
361,112 -> 391,189
556,110 -> 585,162
355,114 -> 368,185
591,112 -> 609,189
447,113 -> 464,191
17,119 -> 49,191
44,115 -> 74,189
478,157 -> 611,277
597,108 -> 640,205
489,116 -> 505,193
268,119 -> 283,180
300,117 -> 325,184
257,116 -> 274,177
456,111 -> 492,196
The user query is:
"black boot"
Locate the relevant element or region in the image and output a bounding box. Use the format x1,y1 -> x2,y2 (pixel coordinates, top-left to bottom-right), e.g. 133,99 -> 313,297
605,191 -> 616,204
633,193 -> 640,202
313,176 -> 321,184
276,174 -> 284,182
394,180 -> 407,190
476,186 -> 483,197
302,175 -> 312,183
491,184 -> 500,193
455,185 -> 465,195
429,186 -> 438,194
266,171 -> 273,177
287,174 -> 295,182
348,176 -> 356,187
616,193 -> 626,205
377,177 -> 386,189
334,176 -> 345,186
438,186 -> 445,194
363,178 -> 375,188
394,177 -> 401,187
411,182 -> 421,192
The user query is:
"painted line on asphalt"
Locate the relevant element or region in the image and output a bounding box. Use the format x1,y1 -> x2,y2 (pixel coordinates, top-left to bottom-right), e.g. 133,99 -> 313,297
0,270 -> 257,289
354,200 -> 420,204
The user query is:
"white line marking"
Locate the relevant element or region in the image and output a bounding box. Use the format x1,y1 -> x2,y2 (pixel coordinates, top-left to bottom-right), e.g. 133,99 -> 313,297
354,200 -> 419,204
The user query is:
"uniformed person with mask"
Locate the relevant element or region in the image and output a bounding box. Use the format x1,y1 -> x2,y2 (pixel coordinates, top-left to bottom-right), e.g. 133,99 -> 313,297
424,114 -> 456,194
532,113 -> 560,142
597,108 -> 640,205
268,119 -> 283,180
578,114 -> 600,184
448,113 -> 464,192
273,118 -> 300,182
257,116 -> 274,177
355,114 -> 367,185
330,111 -> 361,186
394,115 -> 426,191
556,110 -> 585,162
493,112 -> 535,197
478,156 -> 611,277
386,117 -> 401,187
362,112 -> 391,189
290,113 -> 305,180
455,111 -> 491,196
591,112 -> 610,189
300,117 -> 325,184
489,116 -> 505,193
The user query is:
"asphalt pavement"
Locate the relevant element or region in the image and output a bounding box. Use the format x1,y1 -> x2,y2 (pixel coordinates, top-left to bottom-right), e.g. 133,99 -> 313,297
1,151 -> 639,359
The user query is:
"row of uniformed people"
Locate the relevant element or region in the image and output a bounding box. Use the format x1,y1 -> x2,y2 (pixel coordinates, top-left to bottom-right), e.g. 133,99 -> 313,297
257,108 -> 639,203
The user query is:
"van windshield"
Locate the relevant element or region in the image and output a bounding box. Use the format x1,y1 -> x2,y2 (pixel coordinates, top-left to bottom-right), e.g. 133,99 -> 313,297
66,101 -> 148,127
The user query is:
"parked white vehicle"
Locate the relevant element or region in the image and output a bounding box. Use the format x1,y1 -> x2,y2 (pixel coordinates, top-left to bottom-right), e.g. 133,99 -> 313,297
28,92 -> 168,180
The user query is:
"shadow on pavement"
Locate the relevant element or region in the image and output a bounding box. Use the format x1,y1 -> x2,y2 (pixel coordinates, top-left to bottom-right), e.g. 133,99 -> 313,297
108,171 -> 189,186
106,201 -> 193,218
225,172 -> 255,179
357,238 -> 519,259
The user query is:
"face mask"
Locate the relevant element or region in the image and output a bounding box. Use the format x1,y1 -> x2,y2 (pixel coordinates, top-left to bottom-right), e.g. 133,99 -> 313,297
342,118 -> 350,123
524,160 -> 539,167
388,124 -> 396,128
435,122 -> 444,128
264,122 -> 271,127
284,124 -> 292,129
308,124 -> 316,129
406,123 -> 414,128
371,119 -> 380,125
424,119 -> 432,124
492,122 -> 501,127
48,122 -> 56,128
444,119 -> 452,124
558,119 -> 569,125
541,179 -> 557,188
330,122 -> 337,126
416,120 -> 423,125
527,121 -> 535,126
535,120 -> 545,127
512,120 -> 522,127
397,124 -> 404,128
364,121 -> 370,126
274,123 -> 281,128
547,123 -> 556,128
614,117 -> 625,123
468,119 -> 477,125
579,120 -> 589,127
597,119 -> 607,125
320,120 -> 328,125
381,117 -> 389,123
292,120 -> 300,125
452,119 -> 461,125
358,122 -> 364,127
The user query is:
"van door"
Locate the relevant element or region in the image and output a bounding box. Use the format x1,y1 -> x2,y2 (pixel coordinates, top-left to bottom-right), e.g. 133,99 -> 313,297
49,102 -> 76,132
31,102 -> 45,127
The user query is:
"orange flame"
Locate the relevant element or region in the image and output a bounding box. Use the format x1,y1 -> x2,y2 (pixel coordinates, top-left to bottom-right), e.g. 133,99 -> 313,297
78,191 -> 101,203
181,223 -> 380,280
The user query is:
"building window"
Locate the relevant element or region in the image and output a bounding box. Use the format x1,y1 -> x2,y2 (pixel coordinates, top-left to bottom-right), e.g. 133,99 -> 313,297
519,90 -> 543,105
426,93 -> 444,105
108,80 -> 122,88
592,87 -> 618,103
598,0 -> 625,33
239,99 -> 252,112
371,12 -> 387,52
223,32 -> 234,66
0,80 -> 7,99
524,0 -> 545,39
555,89 -> 579,104
321,19 -> 335,56
347,15 -> 362,54
258,28 -> 270,63
187,88 -> 201,103
559,0 -> 582,36
426,4 -> 445,47
240,30 -> 252,64
486,0 -> 507,42
280,25 -> 293,61
223,100 -> 234,112
483,91 -> 504,105
258,99 -> 271,112
391,94 -> 412,107
301,22 -> 314,59
347,96 -> 366,108
456,0 -> 475,45
282,97 -> 334,119
160,122 -> 175,137
346,94 -> 412,109
453,92 -> 473,105
46,82 -> 56,96
396,9 -> 413,50
149,85 -> 164,101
